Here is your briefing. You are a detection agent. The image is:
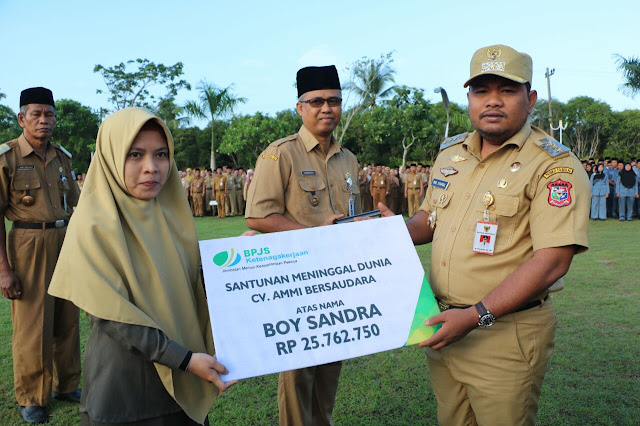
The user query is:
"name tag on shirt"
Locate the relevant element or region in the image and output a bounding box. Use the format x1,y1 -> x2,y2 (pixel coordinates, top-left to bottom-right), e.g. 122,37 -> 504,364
301,170 -> 317,176
473,221 -> 498,255
431,178 -> 449,190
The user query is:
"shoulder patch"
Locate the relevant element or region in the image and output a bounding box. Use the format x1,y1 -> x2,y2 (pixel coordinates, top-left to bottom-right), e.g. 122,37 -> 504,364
271,134 -> 298,147
439,132 -> 468,150
57,145 -> 73,159
262,154 -> 278,161
537,137 -> 570,157
0,143 -> 11,156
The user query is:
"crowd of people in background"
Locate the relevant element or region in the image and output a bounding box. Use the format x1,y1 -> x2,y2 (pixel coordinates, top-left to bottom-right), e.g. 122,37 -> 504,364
171,163 -> 433,219
164,158 -> 640,223
178,166 -> 254,218
583,158 -> 640,221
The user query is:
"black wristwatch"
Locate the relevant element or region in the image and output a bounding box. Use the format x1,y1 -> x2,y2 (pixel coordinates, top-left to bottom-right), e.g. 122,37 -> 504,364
474,301 -> 496,328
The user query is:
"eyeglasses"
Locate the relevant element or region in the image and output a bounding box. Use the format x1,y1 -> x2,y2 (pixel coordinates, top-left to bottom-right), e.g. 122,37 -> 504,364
300,97 -> 342,108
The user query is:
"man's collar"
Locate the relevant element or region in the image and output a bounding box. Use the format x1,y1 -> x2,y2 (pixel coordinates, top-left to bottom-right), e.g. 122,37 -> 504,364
298,125 -> 340,155
18,134 -> 55,159
463,121 -> 532,156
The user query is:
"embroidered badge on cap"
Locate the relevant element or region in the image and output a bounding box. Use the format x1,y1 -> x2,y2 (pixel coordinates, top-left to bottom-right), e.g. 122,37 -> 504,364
431,178 -> 450,190
547,179 -> 572,207
440,166 -> 458,177
301,170 -> 317,176
262,154 -> 278,161
543,167 -> 574,179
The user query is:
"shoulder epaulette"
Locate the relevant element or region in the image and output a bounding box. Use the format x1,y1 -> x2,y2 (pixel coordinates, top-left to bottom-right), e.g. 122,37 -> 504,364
537,137 -> 570,157
439,132 -> 468,150
0,143 -> 12,156
271,134 -> 298,147
57,145 -> 73,159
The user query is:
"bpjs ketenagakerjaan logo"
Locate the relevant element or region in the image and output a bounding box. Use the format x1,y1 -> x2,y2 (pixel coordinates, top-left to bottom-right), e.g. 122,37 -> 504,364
213,247 -> 271,268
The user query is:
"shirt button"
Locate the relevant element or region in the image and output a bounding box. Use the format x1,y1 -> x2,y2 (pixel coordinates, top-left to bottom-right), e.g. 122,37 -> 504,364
25,184 -> 30,188
432,199 -> 437,204
49,183 -> 52,186
464,193 -> 470,199
490,206 -> 496,211
478,163 -> 485,169
450,226 -> 456,232
441,261 -> 447,267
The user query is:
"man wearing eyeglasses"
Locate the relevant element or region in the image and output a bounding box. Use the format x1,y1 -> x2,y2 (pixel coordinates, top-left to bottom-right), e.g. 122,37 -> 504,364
246,65 -> 361,426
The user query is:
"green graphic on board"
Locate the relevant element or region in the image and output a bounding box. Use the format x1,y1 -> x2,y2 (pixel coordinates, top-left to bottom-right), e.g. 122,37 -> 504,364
405,275 -> 442,345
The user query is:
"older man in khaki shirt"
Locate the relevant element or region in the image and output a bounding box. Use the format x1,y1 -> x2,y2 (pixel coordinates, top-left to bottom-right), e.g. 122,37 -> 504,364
246,65 -> 360,426
0,88 -> 82,423
379,45 -> 590,426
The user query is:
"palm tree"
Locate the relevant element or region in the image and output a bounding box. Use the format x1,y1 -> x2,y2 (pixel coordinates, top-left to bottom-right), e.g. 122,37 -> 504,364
184,81 -> 246,169
614,54 -> 640,99
344,54 -> 397,108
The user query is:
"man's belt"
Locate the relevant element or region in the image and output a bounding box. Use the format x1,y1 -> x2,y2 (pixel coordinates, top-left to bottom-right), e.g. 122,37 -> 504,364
13,219 -> 69,230
436,295 -> 549,313
374,186 -> 386,189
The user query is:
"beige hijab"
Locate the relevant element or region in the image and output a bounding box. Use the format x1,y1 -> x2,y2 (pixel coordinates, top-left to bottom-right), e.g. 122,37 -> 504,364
48,108 -> 217,424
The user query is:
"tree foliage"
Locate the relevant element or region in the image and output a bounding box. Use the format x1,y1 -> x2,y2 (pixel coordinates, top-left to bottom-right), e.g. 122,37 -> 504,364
94,59 -> 190,110
343,52 -> 397,109
53,99 -> 101,173
184,81 -> 246,169
0,104 -> 21,143
614,54 -> 640,99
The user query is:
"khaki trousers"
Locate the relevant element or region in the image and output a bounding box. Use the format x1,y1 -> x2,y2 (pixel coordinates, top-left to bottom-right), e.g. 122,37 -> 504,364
407,189 -> 421,217
215,191 -> 226,218
278,361 -> 342,426
192,194 -> 204,217
371,188 -> 386,210
426,300 -> 556,426
234,190 -> 244,216
205,187 -> 213,214
7,227 -> 80,406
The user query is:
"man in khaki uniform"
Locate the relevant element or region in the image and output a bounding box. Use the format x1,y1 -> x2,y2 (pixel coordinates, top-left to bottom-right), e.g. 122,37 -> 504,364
204,168 -> 214,216
380,45 -> 590,426
223,167 -> 236,216
213,167 -> 227,218
246,65 -> 361,426
233,168 -> 244,215
369,164 -> 389,209
0,88 -> 81,423
190,168 -> 205,217
184,168 -> 194,214
404,164 -> 423,217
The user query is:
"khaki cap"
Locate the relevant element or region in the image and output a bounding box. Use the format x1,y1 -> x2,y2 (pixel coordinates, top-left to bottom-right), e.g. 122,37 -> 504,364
464,44 -> 532,88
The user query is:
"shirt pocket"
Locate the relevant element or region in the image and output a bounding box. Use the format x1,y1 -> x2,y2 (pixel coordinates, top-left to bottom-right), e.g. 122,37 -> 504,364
296,175 -> 329,215
430,190 -> 453,242
13,173 -> 42,205
467,193 -> 519,252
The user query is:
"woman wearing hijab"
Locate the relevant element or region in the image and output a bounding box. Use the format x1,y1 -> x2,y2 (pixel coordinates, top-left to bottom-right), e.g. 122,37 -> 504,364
48,108 -> 234,425
616,162 -> 639,221
590,163 -> 609,221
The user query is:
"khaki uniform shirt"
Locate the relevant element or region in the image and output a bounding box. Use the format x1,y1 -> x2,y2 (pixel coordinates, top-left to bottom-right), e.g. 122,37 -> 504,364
246,125 -> 361,227
213,175 -> 227,193
225,174 -> 235,193
406,172 -> 421,190
190,177 -> 204,196
0,135 -> 79,222
203,175 -> 213,189
420,123 -> 590,306
370,172 -> 389,192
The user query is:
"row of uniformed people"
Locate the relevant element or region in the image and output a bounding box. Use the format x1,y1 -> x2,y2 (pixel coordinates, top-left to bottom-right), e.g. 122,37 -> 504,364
358,163 -> 431,216
588,160 -> 640,220
180,167 -> 252,218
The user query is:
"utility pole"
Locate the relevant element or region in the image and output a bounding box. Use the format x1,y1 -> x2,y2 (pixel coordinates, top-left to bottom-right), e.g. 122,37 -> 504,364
545,67 -> 555,138
434,87 -> 450,138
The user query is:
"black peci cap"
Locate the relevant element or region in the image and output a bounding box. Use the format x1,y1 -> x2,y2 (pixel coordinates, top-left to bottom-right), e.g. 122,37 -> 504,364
20,87 -> 55,108
296,66 -> 340,98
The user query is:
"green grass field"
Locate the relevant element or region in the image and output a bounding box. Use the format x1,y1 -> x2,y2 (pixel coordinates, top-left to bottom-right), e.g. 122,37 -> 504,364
1,216 -> 639,425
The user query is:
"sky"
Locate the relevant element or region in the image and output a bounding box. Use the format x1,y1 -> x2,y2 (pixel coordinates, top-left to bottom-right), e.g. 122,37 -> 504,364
1,0 -> 638,128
